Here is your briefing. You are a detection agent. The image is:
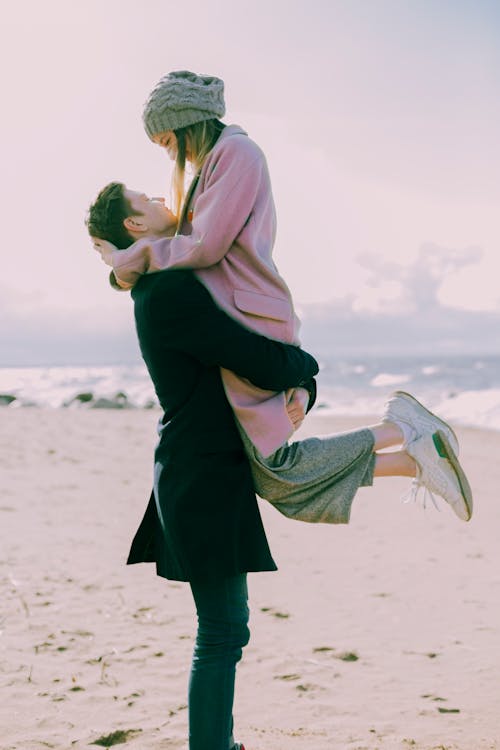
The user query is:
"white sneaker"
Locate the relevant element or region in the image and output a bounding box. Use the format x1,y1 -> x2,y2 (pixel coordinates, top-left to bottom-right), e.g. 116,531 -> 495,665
384,391 -> 459,455
406,430 -> 473,522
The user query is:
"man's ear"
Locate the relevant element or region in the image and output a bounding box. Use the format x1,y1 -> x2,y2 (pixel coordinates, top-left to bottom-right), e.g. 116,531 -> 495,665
123,216 -> 149,235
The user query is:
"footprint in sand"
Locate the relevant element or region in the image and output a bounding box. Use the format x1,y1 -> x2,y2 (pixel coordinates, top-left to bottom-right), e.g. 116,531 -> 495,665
421,694 -> 461,714
91,729 -> 143,746
421,693 -> 447,702
295,683 -> 323,692
336,651 -> 359,662
260,606 -> 290,619
312,646 -> 359,661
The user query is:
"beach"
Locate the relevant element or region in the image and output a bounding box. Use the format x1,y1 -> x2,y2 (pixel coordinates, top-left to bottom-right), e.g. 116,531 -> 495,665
1,408 -> 499,750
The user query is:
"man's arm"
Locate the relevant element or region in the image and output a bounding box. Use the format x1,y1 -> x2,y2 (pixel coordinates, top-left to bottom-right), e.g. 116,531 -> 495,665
109,137 -> 265,287
143,271 -> 318,392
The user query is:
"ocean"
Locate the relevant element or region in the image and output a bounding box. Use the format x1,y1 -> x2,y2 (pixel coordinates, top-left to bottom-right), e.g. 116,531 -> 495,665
1,354 -> 499,432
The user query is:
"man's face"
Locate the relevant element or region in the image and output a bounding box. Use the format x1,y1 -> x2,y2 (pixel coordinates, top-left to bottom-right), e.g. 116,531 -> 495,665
124,188 -> 177,235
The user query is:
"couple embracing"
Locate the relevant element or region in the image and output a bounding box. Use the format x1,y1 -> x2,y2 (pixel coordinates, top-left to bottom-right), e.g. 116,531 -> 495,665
88,70 -> 472,750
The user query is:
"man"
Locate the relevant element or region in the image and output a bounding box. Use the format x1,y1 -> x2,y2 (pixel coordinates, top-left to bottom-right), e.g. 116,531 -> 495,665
87,181 -> 320,750
87,181 -> 318,582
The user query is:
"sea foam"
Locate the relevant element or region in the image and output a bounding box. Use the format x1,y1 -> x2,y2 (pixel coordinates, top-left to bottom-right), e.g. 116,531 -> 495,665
1,356 -> 500,432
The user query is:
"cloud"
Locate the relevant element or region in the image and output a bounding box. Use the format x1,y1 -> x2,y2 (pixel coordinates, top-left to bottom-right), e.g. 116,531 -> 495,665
300,244 -> 500,356
1,283 -> 139,366
353,243 -> 484,314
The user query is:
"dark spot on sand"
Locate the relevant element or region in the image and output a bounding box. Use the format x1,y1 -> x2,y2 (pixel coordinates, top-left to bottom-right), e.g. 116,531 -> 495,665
124,644 -> 149,653
312,646 -> 335,652
296,683 -> 318,692
437,707 -> 460,714
168,704 -> 187,716
34,641 -> 53,653
91,729 -> 142,746
336,651 -> 359,662
421,694 -> 447,702
260,607 -> 290,618
63,629 -> 94,638
275,673 -> 300,681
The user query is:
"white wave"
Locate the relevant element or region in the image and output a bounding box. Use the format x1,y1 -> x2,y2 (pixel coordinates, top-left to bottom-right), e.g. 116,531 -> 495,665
421,365 -> 441,376
370,372 -> 411,388
2,363 -> 500,433
0,364 -> 155,408
435,389 -> 500,431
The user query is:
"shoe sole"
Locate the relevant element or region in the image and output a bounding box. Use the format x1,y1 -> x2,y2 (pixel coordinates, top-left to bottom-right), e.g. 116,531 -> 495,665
432,430 -> 473,521
393,390 -> 459,455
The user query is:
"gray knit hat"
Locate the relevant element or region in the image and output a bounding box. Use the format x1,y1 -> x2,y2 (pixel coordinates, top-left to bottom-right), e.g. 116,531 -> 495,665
143,70 -> 225,140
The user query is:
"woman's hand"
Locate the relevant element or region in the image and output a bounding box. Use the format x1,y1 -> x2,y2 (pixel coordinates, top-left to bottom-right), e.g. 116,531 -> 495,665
92,238 -> 117,266
285,387 -> 309,431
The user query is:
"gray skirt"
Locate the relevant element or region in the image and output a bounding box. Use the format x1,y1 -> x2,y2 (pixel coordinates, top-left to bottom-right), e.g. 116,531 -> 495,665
239,425 -> 376,525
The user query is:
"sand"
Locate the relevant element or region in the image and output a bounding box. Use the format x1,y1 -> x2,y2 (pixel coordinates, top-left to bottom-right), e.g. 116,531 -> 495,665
1,408 -> 499,750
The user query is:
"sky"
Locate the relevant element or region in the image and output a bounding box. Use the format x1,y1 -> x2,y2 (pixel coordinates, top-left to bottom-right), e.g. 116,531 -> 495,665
1,0 -> 499,365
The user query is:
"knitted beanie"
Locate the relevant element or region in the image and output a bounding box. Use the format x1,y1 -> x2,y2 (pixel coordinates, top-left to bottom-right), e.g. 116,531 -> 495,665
143,70 -> 225,140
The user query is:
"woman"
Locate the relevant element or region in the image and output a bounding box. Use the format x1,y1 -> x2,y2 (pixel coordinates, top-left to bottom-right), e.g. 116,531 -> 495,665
92,70 -> 473,750
95,70 -> 471,522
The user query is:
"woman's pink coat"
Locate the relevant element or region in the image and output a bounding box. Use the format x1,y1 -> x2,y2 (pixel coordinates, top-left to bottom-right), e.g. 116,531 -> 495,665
111,125 -> 301,457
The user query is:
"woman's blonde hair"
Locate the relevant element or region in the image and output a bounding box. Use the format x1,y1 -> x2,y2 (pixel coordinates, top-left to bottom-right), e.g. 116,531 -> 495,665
172,119 -> 225,222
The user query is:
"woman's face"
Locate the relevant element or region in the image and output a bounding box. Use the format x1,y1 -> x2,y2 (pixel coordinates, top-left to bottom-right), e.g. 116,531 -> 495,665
153,130 -> 192,162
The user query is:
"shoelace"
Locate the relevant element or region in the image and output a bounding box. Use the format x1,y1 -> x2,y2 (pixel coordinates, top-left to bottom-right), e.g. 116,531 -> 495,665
401,478 -> 441,512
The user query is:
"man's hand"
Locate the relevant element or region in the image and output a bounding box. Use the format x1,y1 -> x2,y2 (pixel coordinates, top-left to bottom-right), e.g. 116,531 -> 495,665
285,387 -> 309,431
92,238 -> 117,266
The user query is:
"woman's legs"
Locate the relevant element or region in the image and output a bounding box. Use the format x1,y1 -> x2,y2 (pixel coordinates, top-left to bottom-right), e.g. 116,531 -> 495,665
188,573 -> 249,750
367,422 -> 418,478
367,421 -> 404,451
366,422 -> 418,478
240,409 -> 460,523
373,450 -> 416,477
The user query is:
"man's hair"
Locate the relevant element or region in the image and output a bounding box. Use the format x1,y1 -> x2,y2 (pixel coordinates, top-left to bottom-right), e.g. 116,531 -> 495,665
86,182 -> 137,249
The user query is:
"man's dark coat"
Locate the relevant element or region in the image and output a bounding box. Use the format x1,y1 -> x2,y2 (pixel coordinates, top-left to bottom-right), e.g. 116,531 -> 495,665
126,270 -> 318,582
